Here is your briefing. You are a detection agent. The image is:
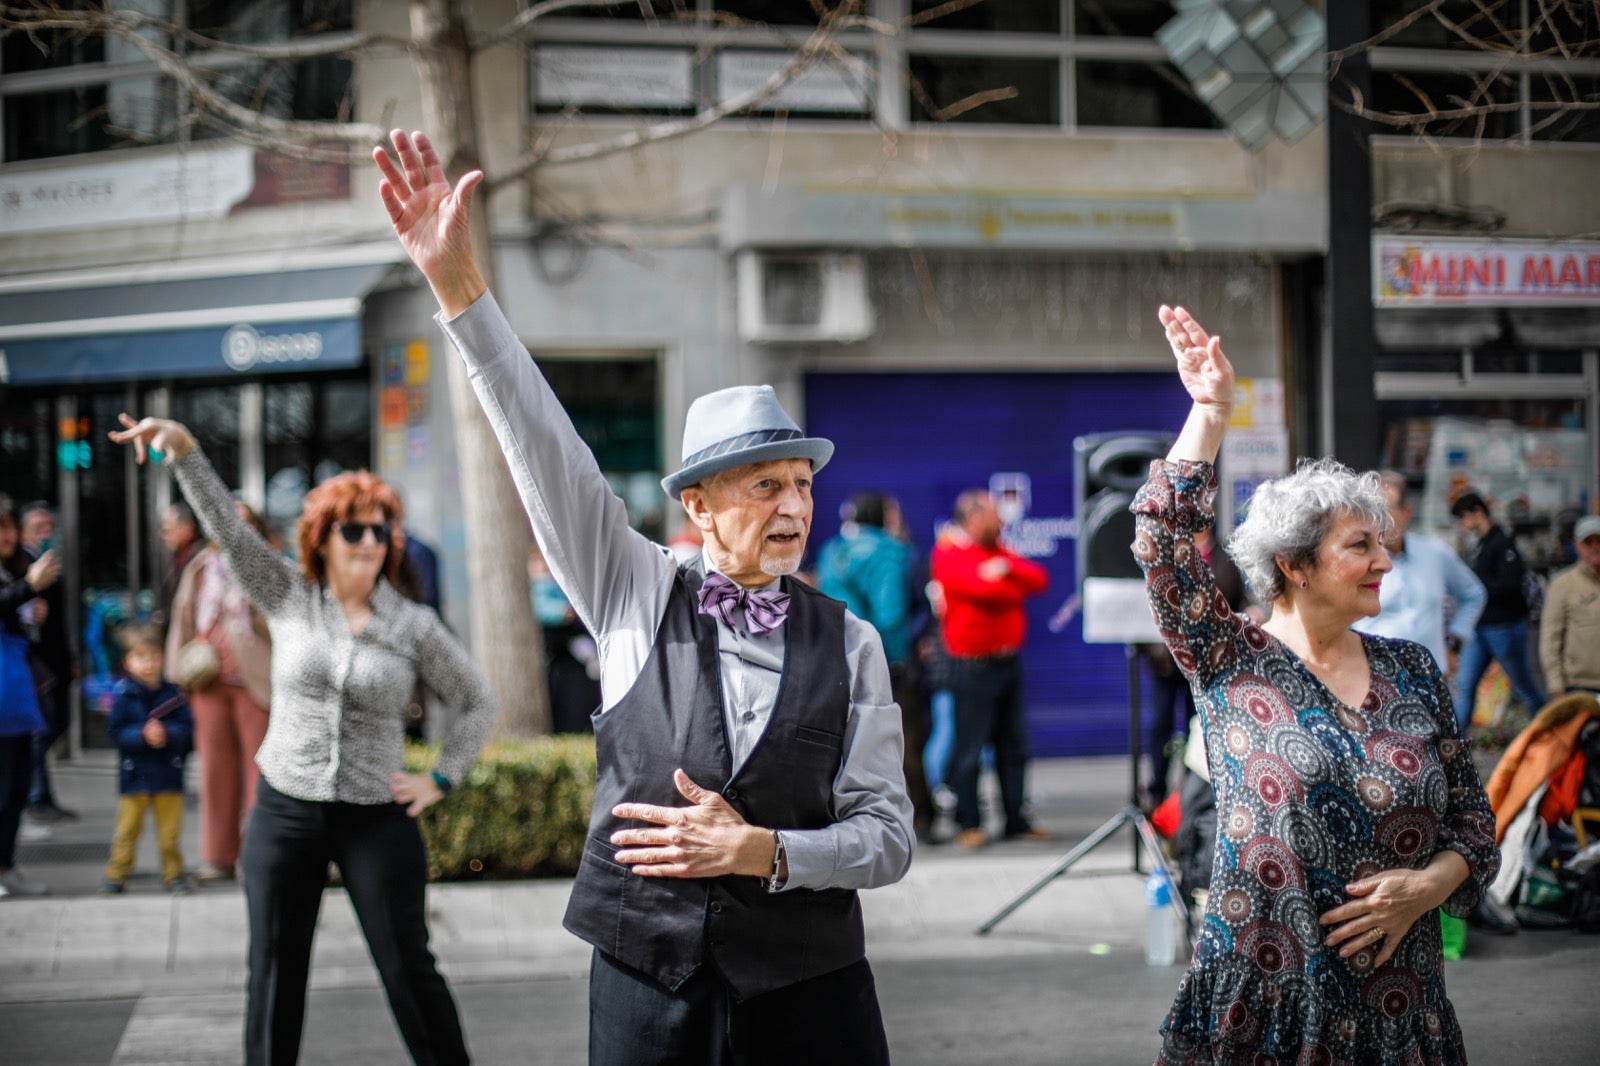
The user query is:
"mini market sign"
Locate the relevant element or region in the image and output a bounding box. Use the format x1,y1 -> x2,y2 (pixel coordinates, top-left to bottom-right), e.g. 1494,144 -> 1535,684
1375,235 -> 1600,307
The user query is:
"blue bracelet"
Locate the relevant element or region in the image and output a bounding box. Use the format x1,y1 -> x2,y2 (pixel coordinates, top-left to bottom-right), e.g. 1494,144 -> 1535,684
430,770 -> 453,796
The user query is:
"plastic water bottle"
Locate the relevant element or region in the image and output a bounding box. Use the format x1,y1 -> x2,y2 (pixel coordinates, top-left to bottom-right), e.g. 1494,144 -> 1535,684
1145,868 -> 1177,966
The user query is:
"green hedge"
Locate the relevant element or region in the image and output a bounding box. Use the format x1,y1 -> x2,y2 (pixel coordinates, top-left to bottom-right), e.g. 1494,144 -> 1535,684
405,735 -> 597,881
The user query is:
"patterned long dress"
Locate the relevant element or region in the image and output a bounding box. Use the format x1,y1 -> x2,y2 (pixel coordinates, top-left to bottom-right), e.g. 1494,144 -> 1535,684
1132,460 -> 1499,1066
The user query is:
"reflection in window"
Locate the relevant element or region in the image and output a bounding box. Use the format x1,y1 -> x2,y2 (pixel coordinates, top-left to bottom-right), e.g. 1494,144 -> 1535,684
171,386 -> 243,488
1370,69 -> 1518,140
1074,0 -> 1176,38
910,0 -> 1061,34
909,55 -> 1059,125
1076,61 -> 1217,129
1530,74 -> 1600,143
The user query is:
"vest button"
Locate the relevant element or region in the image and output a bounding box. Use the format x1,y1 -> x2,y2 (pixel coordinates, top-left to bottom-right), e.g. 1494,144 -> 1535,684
710,902 -> 724,914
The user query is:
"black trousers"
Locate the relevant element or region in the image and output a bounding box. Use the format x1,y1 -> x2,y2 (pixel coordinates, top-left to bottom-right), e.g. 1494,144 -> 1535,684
589,950 -> 891,1066
0,734 -> 32,869
240,779 -> 468,1066
948,655 -> 1031,835
29,683 -> 70,807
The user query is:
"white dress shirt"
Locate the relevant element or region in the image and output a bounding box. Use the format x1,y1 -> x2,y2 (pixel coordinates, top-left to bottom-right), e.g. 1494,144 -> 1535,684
1353,531 -> 1487,671
438,291 -> 913,893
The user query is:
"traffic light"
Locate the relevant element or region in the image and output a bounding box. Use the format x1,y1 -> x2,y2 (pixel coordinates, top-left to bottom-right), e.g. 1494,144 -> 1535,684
1073,432 -> 1174,590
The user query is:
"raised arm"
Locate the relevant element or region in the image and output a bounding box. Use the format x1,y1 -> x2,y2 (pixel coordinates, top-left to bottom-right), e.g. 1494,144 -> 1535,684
1160,304 -> 1235,465
110,416 -> 298,617
375,129 -> 670,648
1131,306 -> 1242,693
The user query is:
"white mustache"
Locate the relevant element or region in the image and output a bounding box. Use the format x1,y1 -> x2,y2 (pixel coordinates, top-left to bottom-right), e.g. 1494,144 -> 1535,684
765,521 -> 804,537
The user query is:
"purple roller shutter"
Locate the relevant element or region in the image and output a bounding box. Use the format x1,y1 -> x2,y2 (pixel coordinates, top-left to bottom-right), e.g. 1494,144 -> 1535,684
803,371 -> 1193,756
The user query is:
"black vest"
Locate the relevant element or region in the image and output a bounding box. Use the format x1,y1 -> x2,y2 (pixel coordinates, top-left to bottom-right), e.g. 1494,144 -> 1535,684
562,563 -> 864,998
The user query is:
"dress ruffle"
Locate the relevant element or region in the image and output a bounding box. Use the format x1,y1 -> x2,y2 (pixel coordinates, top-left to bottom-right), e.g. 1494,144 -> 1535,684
1157,953 -> 1468,1066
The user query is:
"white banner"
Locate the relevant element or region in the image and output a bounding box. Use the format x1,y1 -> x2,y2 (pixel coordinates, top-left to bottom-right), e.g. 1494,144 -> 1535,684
716,50 -> 867,112
534,45 -> 695,109
1375,235 -> 1600,307
0,146 -> 255,235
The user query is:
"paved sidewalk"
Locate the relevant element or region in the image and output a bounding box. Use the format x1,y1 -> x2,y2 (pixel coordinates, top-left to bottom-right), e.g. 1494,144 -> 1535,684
2,754 -> 1596,1064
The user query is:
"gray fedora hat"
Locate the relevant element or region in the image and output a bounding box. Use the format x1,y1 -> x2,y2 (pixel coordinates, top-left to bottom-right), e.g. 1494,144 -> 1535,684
661,385 -> 833,497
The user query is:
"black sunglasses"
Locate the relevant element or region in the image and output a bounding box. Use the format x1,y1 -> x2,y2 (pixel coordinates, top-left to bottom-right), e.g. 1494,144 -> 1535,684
334,521 -> 391,546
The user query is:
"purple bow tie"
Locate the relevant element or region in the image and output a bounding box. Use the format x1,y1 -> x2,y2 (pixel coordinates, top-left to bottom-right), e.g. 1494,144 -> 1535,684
697,572 -> 791,636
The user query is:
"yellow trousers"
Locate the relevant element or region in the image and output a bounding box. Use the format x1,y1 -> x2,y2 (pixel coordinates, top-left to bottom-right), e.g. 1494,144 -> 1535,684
104,792 -> 185,885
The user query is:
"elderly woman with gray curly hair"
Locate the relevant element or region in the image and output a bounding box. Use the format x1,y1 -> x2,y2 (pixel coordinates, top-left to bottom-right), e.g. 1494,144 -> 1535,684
1131,305 -> 1500,1066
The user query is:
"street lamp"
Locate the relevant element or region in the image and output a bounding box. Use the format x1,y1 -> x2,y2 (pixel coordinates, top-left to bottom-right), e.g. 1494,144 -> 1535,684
1157,0 -> 1327,149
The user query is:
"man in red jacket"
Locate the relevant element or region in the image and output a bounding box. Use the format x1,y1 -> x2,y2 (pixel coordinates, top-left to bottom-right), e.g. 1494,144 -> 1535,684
930,489 -> 1052,848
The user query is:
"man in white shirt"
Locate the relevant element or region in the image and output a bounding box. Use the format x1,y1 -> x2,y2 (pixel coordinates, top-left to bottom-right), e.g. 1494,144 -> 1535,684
1353,472 -> 1486,675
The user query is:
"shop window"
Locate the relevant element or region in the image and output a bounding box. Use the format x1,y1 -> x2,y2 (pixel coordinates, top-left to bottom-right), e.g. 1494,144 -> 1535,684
1377,397 -> 1591,569
539,358 -> 663,537
0,397 -> 56,506
1370,68 -> 1519,140
0,14 -> 105,71
910,0 -> 1062,34
0,1 -> 354,162
186,0 -> 354,39
263,376 -> 371,540
1368,1 -> 1516,51
1530,73 -> 1600,142
909,54 -> 1060,125
1074,0 -> 1176,38
1076,59 -> 1218,130
715,1 -> 829,26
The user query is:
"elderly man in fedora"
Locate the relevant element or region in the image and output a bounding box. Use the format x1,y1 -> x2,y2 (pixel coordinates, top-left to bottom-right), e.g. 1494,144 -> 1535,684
376,132 -> 911,1065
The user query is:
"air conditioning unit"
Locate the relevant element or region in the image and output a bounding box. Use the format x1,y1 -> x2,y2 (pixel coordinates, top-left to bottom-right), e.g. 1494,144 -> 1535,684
736,251 -> 874,344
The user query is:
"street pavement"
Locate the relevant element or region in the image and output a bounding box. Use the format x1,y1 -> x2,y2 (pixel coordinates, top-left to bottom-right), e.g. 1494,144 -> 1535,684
2,753 -> 1596,1065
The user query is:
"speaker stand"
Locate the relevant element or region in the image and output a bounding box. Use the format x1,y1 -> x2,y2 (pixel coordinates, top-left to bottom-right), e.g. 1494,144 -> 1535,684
977,646 -> 1192,943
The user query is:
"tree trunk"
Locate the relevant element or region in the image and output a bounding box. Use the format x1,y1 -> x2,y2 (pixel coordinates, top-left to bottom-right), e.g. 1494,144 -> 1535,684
410,0 -> 550,739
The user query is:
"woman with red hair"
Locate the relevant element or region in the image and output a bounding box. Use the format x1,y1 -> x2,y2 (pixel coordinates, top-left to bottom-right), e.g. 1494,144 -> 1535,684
111,414 -> 494,1066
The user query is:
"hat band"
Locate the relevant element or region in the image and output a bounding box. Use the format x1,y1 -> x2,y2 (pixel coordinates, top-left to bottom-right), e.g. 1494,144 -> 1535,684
680,427 -> 804,471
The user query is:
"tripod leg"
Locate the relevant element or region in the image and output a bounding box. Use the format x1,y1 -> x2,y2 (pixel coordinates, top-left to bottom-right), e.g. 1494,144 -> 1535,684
976,808 -> 1135,935
1130,811 -> 1196,953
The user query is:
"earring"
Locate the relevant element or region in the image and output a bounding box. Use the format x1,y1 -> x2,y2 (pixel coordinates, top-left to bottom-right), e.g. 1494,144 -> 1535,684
1299,579 -> 1308,589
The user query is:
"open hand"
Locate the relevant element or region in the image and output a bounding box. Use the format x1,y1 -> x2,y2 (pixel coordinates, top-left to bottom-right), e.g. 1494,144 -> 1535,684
610,769 -> 774,879
109,414 -> 196,464
1159,305 -> 1235,409
25,551 -> 61,593
373,130 -> 485,314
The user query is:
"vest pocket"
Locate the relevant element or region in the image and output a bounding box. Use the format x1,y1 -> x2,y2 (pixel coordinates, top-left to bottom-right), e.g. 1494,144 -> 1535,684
794,723 -> 843,751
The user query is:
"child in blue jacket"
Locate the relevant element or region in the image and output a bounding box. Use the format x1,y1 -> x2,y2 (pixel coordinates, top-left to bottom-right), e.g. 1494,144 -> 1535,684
102,623 -> 193,894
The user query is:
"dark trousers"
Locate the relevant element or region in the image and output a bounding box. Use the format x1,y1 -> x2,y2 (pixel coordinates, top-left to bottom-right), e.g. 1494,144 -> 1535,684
29,684 -> 70,808
1144,665 -> 1195,803
241,779 -> 468,1066
589,949 -> 890,1066
891,663 -> 935,837
0,734 -> 32,868
948,655 -> 1031,835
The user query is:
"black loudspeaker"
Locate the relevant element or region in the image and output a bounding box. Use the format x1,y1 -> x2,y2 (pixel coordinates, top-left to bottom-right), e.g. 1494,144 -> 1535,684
1073,432 -> 1176,590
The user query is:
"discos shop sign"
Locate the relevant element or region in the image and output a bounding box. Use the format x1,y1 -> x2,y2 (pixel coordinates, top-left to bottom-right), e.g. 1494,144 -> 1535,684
222,323 -> 323,372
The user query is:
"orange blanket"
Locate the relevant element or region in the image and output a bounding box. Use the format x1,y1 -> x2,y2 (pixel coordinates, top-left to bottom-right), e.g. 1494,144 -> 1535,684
1484,693 -> 1599,844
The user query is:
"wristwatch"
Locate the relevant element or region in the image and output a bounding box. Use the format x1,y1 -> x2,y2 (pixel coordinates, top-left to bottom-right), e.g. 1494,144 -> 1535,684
1445,635 -> 1463,654
766,831 -> 787,893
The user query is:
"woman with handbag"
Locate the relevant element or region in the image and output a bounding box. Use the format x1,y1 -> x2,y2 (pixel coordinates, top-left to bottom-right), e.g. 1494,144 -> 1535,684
0,495 -> 60,898
110,416 -> 496,1066
167,501 -> 275,884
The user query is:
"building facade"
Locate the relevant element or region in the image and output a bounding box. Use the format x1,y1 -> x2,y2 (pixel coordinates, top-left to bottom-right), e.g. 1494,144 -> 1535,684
1,1 -> 1596,756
